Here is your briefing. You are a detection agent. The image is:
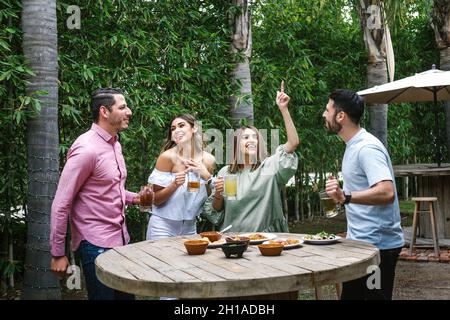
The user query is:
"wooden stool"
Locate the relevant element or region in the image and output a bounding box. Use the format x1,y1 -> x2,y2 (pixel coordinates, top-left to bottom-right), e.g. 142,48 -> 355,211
409,197 -> 440,257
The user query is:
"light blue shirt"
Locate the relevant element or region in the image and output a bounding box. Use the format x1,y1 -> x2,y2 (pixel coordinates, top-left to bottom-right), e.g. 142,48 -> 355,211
342,129 -> 404,250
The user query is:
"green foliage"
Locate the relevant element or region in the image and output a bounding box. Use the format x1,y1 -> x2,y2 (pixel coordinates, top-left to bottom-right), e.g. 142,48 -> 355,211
386,1 -> 444,165
252,0 -> 366,194
56,0 -> 235,192
0,0 -> 30,287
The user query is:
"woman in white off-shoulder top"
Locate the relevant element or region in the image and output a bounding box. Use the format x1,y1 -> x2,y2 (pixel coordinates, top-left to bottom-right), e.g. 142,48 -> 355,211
146,114 -> 215,240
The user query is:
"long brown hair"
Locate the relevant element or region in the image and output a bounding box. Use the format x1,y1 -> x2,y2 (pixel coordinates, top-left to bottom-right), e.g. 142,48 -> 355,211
161,114 -> 203,157
228,125 -> 267,173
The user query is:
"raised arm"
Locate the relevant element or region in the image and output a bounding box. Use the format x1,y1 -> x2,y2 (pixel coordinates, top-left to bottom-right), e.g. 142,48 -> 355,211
276,80 -> 300,153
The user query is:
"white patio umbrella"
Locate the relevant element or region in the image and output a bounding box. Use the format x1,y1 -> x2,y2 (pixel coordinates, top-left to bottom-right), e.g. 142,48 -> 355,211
358,65 -> 450,166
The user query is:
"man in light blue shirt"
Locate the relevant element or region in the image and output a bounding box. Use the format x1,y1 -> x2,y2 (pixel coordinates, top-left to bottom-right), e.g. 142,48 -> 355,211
323,89 -> 404,300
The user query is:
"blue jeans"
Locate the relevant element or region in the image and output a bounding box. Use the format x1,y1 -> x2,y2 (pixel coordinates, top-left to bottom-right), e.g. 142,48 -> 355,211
77,240 -> 135,300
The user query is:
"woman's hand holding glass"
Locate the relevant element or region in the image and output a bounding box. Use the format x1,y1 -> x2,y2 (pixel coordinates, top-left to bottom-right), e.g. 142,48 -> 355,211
182,158 -> 211,181
214,176 -> 224,199
172,171 -> 186,188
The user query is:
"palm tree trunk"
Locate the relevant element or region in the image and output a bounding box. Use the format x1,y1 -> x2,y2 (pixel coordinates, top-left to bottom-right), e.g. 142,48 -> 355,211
358,0 -> 389,147
229,0 -> 254,127
432,0 -> 450,160
441,48 -> 450,161
367,62 -> 388,147
21,0 -> 61,299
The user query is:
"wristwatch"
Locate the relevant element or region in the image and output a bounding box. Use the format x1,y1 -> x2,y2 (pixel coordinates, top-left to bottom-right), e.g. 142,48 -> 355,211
343,192 -> 352,205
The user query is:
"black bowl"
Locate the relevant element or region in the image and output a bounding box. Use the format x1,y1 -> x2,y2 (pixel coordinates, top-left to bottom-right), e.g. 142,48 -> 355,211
225,236 -> 250,249
221,243 -> 247,258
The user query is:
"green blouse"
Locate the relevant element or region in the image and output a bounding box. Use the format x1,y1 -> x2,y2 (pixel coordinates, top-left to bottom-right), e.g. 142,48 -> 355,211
203,145 -> 298,233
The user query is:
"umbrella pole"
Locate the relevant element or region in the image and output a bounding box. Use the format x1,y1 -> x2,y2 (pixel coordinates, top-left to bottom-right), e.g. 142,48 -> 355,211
434,88 -> 441,167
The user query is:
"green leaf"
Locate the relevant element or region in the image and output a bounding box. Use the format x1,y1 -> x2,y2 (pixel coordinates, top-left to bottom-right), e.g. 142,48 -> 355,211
0,39 -> 10,51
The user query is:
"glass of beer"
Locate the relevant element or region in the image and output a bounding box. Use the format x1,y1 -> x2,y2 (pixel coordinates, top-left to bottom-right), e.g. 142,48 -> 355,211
140,184 -> 154,212
319,190 -> 339,218
224,174 -> 237,200
187,171 -> 200,193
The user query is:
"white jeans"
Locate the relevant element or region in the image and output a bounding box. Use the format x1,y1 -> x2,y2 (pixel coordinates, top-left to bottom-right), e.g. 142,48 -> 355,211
146,215 -> 196,300
146,214 -> 197,240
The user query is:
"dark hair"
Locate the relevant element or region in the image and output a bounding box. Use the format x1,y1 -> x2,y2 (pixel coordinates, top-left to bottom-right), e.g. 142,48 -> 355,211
328,89 -> 365,124
161,114 -> 203,154
91,88 -> 124,122
229,125 -> 267,173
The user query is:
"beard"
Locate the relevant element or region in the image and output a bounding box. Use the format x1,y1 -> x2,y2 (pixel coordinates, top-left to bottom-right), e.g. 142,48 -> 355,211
325,118 -> 341,134
110,117 -> 128,132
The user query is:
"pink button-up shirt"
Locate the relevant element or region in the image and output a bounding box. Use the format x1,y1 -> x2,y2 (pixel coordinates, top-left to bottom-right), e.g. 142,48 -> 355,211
50,123 -> 137,257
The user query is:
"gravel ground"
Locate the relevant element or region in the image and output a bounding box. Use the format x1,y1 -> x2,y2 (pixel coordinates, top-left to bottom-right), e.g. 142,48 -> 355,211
393,260 -> 450,300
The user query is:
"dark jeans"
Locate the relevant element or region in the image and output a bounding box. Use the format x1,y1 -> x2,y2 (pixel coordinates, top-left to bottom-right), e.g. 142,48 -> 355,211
341,246 -> 402,300
77,240 -> 135,300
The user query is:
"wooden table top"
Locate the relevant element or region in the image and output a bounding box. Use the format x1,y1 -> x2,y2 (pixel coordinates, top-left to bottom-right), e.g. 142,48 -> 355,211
95,233 -> 380,299
393,163 -> 450,177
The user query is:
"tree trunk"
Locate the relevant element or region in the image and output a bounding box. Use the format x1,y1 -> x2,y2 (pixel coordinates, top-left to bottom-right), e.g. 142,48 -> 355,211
442,48 -> 450,162
358,1 -> 389,147
282,186 -> 289,223
229,0 -> 253,127
21,0 -> 61,300
432,0 -> 450,161
294,174 -> 300,222
367,62 -> 388,146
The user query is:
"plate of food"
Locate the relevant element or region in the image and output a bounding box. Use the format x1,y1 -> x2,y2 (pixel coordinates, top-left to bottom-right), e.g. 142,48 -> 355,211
239,232 -> 277,244
200,237 -> 226,248
263,238 -> 303,249
302,231 -> 341,245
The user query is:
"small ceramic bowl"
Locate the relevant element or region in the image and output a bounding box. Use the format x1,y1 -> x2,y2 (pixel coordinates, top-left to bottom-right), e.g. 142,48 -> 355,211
184,239 -> 209,255
258,243 -> 283,256
199,231 -> 222,242
221,243 -> 247,258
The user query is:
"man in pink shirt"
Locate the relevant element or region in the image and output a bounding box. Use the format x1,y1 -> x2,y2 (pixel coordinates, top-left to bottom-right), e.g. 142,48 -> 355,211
50,88 -> 143,300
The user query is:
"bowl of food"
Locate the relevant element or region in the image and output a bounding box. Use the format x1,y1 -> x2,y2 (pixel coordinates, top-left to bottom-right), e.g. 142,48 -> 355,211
221,243 -> 247,258
257,243 -> 283,256
199,231 -> 222,243
225,236 -> 250,248
184,239 -> 209,255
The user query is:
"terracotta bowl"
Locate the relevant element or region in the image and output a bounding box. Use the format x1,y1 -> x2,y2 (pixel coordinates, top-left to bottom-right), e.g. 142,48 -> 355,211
221,243 -> 247,258
258,243 -> 283,256
199,231 -> 222,242
184,239 -> 209,255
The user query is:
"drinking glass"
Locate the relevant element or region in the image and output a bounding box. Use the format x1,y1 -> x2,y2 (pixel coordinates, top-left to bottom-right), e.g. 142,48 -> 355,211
319,190 -> 339,218
140,184 -> 154,213
224,174 -> 237,200
187,171 -> 200,193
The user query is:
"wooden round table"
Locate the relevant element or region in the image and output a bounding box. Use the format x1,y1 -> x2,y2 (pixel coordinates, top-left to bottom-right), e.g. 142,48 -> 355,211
95,233 -> 380,299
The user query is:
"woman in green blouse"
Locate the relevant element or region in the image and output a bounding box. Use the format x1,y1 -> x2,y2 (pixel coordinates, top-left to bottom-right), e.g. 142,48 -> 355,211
203,82 -> 300,232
